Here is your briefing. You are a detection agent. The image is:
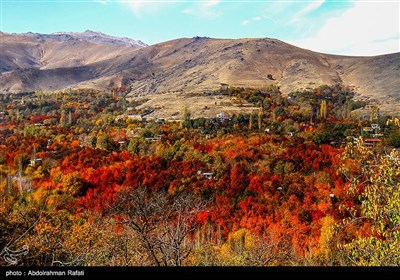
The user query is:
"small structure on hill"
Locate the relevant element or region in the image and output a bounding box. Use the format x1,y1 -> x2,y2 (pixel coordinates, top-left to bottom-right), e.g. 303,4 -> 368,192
220,83 -> 229,91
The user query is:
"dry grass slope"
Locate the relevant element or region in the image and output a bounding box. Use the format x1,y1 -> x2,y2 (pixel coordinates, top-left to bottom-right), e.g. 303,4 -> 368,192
1,33 -> 399,114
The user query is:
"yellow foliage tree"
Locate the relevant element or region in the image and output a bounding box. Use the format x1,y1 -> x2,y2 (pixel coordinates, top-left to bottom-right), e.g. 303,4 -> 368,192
320,100 -> 327,119
218,228 -> 280,266
317,215 -> 336,261
339,140 -> 400,265
258,108 -> 263,130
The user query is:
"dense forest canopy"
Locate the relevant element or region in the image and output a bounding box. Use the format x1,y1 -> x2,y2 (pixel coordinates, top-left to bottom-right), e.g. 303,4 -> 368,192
0,85 -> 399,266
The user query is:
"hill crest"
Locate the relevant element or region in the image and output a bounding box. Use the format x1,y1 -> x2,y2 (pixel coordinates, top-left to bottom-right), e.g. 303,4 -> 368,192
0,32 -> 399,114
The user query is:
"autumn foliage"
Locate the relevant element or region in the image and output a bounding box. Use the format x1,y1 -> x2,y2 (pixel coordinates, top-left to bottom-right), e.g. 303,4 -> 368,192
0,87 -> 398,266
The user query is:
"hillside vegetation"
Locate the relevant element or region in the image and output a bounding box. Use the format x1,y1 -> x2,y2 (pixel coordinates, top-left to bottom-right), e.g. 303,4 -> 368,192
0,86 -> 399,266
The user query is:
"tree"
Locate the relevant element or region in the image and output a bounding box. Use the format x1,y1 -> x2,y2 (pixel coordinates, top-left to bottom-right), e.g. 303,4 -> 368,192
110,185 -> 205,266
182,107 -> 191,129
68,111 -> 72,126
320,100 -> 327,119
258,108 -> 263,131
338,140 -> 400,265
248,114 -> 253,130
59,110 -> 66,127
370,105 -> 379,121
218,228 -> 283,266
316,215 -> 336,264
96,131 -> 110,150
387,130 -> 400,148
386,117 -> 400,127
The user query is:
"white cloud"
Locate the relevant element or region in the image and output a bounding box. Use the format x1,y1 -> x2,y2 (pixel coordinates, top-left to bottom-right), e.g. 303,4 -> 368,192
297,1 -> 324,17
241,16 -> 263,26
240,19 -> 248,26
120,0 -> 221,18
248,1 -> 324,28
96,0 -> 108,5
289,1 -> 325,24
264,1 -> 294,17
241,19 -> 251,26
182,0 -> 221,19
121,0 -> 173,16
290,1 -> 400,56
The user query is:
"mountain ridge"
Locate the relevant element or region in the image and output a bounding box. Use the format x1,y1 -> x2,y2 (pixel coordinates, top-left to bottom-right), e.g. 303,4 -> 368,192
0,32 -> 399,114
20,30 -> 147,48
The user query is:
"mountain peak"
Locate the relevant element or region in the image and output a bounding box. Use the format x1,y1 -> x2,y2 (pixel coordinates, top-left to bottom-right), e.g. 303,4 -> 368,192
66,31 -> 147,48
19,30 -> 147,48
83,29 -> 102,34
1,34 -> 398,113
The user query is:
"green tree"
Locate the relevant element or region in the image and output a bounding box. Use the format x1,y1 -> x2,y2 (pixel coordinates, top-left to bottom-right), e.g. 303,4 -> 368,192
258,108 -> 263,131
96,132 -> 110,150
248,114 -> 253,130
339,140 -> 400,265
182,107 -> 191,129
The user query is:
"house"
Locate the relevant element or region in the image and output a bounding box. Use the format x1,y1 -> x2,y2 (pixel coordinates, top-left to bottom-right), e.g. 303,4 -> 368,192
141,108 -> 154,116
371,124 -> 380,130
144,137 -> 160,142
202,173 -> 214,179
30,158 -> 42,166
217,101 -> 233,106
216,112 -> 230,121
347,136 -> 359,144
155,118 -> 165,123
372,134 -> 384,138
216,112 -> 225,120
364,138 -> 381,147
144,134 -> 162,142
220,83 -> 229,91
127,114 -> 144,121
197,170 -> 215,179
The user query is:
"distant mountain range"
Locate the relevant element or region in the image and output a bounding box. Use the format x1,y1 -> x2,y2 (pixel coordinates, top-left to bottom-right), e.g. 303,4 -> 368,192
0,31 -> 399,113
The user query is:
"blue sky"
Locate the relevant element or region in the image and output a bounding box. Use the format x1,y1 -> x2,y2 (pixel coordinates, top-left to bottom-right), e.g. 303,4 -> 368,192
1,0 -> 399,56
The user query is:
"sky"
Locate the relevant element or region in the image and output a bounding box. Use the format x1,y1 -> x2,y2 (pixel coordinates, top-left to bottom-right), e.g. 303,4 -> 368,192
0,0 -> 399,56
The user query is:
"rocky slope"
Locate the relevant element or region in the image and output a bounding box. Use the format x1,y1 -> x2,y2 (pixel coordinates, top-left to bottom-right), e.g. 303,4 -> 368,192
1,32 -> 399,113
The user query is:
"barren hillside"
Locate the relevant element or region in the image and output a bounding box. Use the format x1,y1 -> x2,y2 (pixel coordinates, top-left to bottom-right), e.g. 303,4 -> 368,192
1,33 -> 399,114
0,31 -> 145,92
